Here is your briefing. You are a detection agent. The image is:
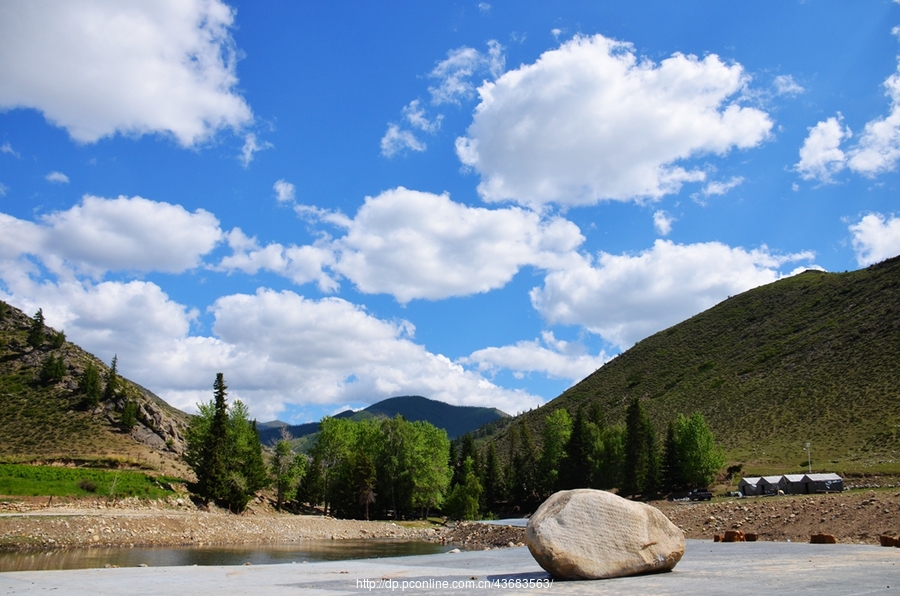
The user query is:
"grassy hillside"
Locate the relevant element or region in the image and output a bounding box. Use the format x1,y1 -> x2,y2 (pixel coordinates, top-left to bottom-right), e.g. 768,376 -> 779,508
259,395 -> 509,445
0,302 -> 191,476
488,257 -> 900,474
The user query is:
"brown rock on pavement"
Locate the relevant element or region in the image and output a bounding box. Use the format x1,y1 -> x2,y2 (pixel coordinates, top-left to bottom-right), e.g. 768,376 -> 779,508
525,489 -> 685,580
810,533 -> 838,544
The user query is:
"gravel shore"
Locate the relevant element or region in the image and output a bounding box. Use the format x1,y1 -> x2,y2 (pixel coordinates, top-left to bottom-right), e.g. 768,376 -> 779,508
3,489 -> 899,553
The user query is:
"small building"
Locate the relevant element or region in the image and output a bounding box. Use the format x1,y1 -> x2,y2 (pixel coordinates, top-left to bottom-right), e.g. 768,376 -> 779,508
804,473 -> 843,493
757,475 -> 786,496
739,476 -> 761,496
783,473 -> 808,495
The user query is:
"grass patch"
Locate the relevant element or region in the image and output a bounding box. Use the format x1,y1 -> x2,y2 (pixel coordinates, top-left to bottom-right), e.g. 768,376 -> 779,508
0,464 -> 180,499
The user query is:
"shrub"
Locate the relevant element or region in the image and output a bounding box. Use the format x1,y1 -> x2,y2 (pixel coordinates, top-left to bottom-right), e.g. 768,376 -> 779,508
77,479 -> 97,493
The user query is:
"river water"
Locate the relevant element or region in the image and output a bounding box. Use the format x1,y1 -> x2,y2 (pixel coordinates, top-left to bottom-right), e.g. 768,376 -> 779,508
0,539 -> 454,572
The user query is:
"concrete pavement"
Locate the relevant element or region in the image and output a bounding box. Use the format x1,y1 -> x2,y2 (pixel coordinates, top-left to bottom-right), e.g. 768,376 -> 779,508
1,540 -> 898,595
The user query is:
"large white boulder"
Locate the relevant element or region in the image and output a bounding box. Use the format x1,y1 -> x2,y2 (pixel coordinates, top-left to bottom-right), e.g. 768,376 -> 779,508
525,489 -> 684,580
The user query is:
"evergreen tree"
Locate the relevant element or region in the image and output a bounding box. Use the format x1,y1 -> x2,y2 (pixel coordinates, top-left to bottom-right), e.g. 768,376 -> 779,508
0,301 -> 8,321
270,431 -> 307,511
482,442 -> 505,513
623,398 -> 659,497
38,353 -> 66,384
121,400 -> 138,430
187,373 -> 231,505
27,309 -> 45,348
510,421 -> 539,508
80,362 -> 102,408
593,424 -> 626,489
103,355 -> 119,401
227,417 -> 269,511
454,434 -> 479,488
444,456 -> 482,520
662,419 -> 683,492
559,407 -> 592,489
49,330 -> 66,349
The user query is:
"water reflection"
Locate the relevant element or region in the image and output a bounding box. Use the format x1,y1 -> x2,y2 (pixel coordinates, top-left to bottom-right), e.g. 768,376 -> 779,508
0,539 -> 452,572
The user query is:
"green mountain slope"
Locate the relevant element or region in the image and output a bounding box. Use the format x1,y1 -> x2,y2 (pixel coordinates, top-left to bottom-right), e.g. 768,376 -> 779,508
0,302 -> 191,476
259,395 -> 509,444
491,257 -> 900,472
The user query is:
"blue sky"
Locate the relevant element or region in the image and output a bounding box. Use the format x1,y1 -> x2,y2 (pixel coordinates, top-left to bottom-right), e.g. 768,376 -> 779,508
2,1 -> 900,423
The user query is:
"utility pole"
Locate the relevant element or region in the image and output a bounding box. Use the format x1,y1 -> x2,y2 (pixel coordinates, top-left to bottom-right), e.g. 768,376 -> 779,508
804,442 -> 811,473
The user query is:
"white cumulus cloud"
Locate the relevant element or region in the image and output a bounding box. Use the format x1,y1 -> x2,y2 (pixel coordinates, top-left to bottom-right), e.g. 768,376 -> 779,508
330,187 -> 584,303
0,0 -> 252,146
530,239 -> 816,349
795,116 -> 851,182
45,171 -> 69,184
653,210 -> 675,236
849,213 -> 900,266
273,179 -> 296,203
0,195 -> 222,276
456,33 -> 773,208
846,66 -> 900,175
463,331 -> 610,383
217,228 -> 338,292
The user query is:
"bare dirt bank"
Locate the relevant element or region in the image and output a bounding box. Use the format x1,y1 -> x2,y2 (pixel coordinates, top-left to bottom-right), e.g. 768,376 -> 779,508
0,497 -> 439,551
3,489 -> 900,552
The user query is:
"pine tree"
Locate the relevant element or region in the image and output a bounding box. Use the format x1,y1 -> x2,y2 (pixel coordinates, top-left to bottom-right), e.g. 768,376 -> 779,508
38,353 -> 66,384
103,355 -> 119,401
482,442 -> 505,513
80,362 -> 102,408
121,400 -> 138,430
623,398 -> 659,497
560,407 -> 592,489
27,309 -> 45,348
663,418 -> 683,492
202,372 -> 231,504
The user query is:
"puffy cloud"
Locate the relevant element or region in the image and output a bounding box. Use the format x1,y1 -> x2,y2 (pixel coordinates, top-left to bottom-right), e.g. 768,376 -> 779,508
530,239 -> 815,349
203,289 -> 543,416
463,331 -> 610,383
0,195 -> 222,276
0,276 -> 197,384
653,210 -> 675,236
273,179 -> 296,203
703,176 -> 744,196
45,171 -> 69,184
456,34 -> 773,208
795,116 -> 850,182
798,58 -> 900,181
217,228 -> 338,291
846,67 -> 900,175
849,213 -> 900,266
331,187 -> 584,302
0,0 -> 252,146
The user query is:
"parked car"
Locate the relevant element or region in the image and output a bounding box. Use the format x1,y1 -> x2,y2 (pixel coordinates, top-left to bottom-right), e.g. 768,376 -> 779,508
688,488 -> 713,501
